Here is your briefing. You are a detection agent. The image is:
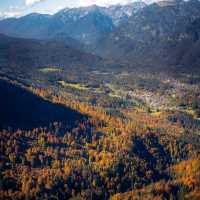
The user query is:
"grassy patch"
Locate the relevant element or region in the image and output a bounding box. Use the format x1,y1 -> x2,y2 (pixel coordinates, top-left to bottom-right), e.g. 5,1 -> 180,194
39,67 -> 61,73
58,81 -> 88,91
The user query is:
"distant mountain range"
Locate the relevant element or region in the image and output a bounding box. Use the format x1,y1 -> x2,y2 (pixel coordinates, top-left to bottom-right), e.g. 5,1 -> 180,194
0,2 -> 146,45
0,0 -> 200,71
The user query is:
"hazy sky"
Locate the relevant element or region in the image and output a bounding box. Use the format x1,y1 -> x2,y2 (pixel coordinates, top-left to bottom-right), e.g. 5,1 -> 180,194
0,0 -> 154,18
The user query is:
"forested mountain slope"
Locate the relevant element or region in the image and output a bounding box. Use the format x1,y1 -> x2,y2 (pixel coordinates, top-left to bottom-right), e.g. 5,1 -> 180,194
96,0 -> 200,70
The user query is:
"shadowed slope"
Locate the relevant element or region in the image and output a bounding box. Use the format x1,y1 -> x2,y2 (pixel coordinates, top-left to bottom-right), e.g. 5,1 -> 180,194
0,79 -> 86,130
0,34 -> 102,70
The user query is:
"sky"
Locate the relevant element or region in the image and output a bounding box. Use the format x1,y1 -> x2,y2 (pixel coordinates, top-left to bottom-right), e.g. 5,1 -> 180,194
0,0 -> 153,18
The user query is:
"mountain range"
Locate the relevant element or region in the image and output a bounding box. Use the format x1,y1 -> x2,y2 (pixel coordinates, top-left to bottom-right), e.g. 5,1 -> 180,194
0,2 -> 145,45
96,0 -> 200,70
0,0 -> 200,71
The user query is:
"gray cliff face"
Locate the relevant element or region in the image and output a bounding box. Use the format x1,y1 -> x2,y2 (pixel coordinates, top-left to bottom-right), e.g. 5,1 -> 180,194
96,0 -> 200,69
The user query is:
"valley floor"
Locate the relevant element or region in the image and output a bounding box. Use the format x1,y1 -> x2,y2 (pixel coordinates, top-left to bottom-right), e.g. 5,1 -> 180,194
0,66 -> 200,200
